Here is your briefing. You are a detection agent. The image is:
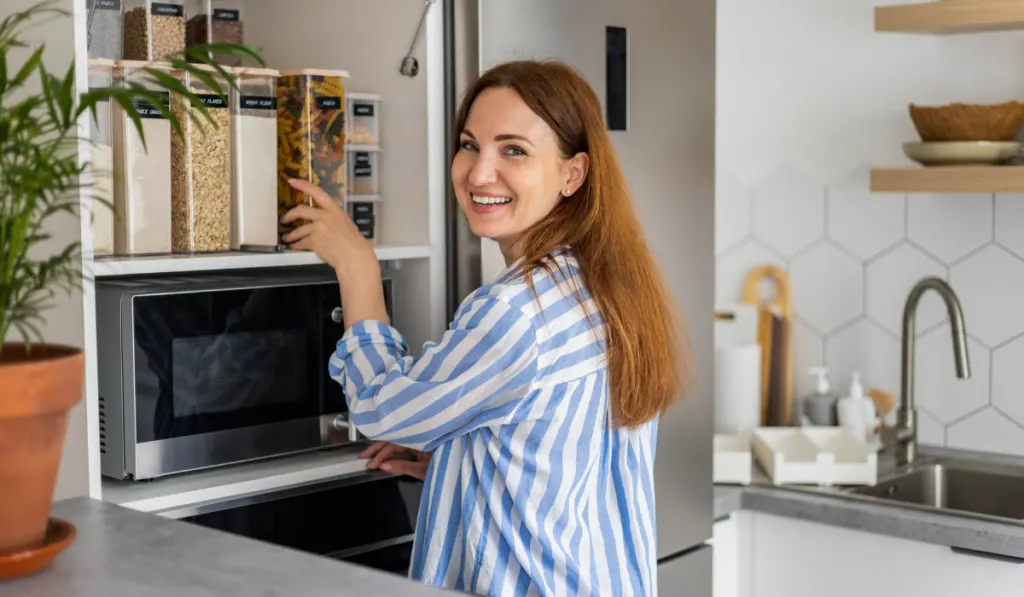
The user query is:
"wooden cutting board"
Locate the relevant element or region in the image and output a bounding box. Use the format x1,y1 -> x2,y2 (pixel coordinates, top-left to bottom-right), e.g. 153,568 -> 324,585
741,265 -> 793,426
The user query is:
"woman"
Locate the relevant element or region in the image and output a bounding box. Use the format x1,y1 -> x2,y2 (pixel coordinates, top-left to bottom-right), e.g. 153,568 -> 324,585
281,59 -> 691,597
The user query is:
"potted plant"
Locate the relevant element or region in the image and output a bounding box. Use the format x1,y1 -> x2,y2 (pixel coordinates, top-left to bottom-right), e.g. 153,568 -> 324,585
0,0 -> 261,559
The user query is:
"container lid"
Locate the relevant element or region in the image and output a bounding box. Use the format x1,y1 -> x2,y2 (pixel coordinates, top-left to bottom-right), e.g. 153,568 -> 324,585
347,92 -> 382,101
279,68 -> 351,78
87,58 -> 116,68
231,66 -> 280,77
115,59 -> 174,70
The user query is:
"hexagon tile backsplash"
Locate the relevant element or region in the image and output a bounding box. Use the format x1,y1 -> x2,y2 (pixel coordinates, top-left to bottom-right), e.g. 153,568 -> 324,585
715,164 -> 1024,457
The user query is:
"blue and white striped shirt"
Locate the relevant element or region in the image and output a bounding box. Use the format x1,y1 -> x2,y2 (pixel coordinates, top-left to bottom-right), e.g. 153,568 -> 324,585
329,252 -> 660,596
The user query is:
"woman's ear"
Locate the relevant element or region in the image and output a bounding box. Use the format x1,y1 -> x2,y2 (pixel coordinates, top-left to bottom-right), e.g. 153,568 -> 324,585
562,152 -> 590,197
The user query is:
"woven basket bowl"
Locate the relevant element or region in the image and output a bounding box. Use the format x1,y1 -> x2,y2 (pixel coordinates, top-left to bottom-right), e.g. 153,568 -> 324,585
909,102 -> 1024,142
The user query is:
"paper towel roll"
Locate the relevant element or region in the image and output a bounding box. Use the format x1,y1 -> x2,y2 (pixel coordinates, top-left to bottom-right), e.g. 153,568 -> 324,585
715,344 -> 762,435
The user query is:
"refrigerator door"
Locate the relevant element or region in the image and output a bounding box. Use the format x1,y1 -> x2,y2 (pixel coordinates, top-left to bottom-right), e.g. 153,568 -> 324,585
467,0 -> 715,559
658,545 -> 713,597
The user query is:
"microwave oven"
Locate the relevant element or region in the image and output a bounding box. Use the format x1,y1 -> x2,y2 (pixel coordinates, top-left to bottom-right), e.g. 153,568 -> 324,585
96,268 -> 393,481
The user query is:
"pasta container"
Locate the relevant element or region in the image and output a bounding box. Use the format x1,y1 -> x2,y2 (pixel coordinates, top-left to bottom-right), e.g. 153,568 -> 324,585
231,67 -> 280,249
112,60 -> 176,255
170,64 -> 232,253
122,0 -> 186,61
277,68 -> 349,234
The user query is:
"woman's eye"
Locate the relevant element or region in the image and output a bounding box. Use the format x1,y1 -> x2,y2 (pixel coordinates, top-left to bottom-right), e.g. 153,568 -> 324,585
459,140 -> 477,152
505,146 -> 526,157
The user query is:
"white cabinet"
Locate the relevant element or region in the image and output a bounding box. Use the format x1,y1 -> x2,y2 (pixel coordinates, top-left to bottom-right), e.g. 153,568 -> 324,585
713,513 -> 752,597
749,511 -> 1024,597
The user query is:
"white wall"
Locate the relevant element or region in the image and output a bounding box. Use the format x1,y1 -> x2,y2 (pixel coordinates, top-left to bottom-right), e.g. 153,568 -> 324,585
5,0 -> 94,499
716,0 -> 1024,455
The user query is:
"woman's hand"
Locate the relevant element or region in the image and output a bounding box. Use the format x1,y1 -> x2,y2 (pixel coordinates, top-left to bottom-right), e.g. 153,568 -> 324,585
279,178 -> 376,283
360,441 -> 432,481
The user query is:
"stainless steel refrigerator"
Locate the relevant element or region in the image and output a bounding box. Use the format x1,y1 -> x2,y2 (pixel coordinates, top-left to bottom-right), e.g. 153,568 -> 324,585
443,0 -> 716,594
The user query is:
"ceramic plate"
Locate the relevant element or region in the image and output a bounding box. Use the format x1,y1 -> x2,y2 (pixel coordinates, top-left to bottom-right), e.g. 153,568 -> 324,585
903,141 -> 1024,166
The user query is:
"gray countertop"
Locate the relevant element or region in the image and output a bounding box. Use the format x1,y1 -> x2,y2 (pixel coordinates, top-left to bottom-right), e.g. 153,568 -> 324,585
713,448 -> 1024,560
0,497 -> 455,597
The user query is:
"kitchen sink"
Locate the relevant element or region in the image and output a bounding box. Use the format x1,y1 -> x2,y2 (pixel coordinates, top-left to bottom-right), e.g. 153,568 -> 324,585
849,460 -> 1024,520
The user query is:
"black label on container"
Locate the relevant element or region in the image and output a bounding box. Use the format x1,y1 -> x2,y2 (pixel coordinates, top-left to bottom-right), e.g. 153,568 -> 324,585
354,152 -> 372,177
92,0 -> 121,10
240,95 -> 276,110
350,202 -> 374,216
151,3 -> 184,17
132,92 -> 170,119
196,94 -> 227,108
213,9 -> 240,21
353,103 -> 375,117
316,96 -> 342,111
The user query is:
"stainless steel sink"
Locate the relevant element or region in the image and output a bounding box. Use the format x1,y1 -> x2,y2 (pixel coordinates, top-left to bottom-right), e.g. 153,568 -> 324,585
849,459 -> 1024,520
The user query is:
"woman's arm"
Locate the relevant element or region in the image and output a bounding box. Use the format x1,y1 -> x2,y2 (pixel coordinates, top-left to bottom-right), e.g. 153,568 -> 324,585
329,291 -> 539,452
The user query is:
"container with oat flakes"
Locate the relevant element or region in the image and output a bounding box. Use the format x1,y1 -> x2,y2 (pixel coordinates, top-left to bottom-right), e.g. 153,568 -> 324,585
123,0 -> 186,61
112,61 -> 176,255
170,64 -> 232,253
276,68 -> 349,236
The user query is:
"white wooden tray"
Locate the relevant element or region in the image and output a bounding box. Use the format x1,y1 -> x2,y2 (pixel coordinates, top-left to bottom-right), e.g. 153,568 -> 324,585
751,427 -> 877,487
713,433 -> 753,485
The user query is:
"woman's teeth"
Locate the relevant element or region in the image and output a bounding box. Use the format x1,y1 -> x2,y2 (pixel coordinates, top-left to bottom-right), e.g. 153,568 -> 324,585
472,194 -> 512,205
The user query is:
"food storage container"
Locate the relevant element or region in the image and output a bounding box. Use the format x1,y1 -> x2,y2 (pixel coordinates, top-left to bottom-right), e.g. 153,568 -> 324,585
347,201 -> 378,246
231,67 -> 280,249
346,92 -> 381,147
112,61 -> 176,255
186,0 -> 244,65
86,0 -> 123,60
347,150 -> 378,198
277,68 -> 349,234
87,59 -> 117,256
123,0 -> 186,61
170,64 -> 232,253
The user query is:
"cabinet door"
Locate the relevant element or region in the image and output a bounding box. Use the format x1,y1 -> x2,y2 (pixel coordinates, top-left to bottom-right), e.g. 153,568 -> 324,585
658,544 -> 712,597
751,512 -> 1024,597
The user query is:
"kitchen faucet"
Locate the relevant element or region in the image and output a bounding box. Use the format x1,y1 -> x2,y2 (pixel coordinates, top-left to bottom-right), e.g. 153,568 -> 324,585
883,277 -> 971,467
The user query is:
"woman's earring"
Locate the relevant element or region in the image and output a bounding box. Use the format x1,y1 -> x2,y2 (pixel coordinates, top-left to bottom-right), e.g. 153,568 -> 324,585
563,188 -> 572,197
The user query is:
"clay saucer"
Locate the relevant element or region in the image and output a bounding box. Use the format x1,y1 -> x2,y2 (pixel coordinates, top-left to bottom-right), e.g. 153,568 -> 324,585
0,518 -> 76,581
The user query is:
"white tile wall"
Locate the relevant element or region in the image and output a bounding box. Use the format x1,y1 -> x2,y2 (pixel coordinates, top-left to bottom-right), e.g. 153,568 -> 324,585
716,0 -> 1024,456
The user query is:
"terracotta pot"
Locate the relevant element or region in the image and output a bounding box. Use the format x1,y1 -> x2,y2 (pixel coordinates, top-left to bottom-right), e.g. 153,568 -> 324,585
0,343 -> 84,555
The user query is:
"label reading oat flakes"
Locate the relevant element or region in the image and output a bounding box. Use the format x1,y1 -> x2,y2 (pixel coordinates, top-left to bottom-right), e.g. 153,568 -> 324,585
196,94 -> 228,109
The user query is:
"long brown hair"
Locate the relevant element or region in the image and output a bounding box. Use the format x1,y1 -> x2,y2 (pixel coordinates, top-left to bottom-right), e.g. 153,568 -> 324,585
453,59 -> 692,427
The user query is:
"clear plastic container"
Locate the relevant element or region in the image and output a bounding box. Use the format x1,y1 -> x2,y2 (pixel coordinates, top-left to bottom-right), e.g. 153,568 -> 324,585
123,0 -> 186,61
347,200 -> 378,246
277,68 -> 349,235
186,0 -> 244,65
346,92 -> 381,146
86,0 -> 123,60
347,150 -> 378,197
170,64 -> 232,253
112,61 -> 175,255
231,67 -> 280,249
87,59 -> 117,256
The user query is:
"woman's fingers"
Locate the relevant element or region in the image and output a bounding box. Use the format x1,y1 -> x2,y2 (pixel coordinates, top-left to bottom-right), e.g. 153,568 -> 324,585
380,459 -> 429,481
369,443 -> 410,469
359,441 -> 389,459
280,203 -> 320,225
280,222 -> 315,244
287,178 -> 340,212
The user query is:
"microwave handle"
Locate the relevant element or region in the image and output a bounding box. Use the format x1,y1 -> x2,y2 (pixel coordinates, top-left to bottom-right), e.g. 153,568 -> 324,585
332,414 -> 360,443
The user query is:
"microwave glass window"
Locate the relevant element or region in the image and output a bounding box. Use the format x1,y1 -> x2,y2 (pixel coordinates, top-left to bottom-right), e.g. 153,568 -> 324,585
131,283 -> 346,442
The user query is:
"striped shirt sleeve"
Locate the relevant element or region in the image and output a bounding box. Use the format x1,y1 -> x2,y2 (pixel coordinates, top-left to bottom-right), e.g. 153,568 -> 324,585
328,292 -> 539,452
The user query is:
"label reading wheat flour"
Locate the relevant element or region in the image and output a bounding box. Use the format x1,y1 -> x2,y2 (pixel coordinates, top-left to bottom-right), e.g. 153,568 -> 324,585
151,3 -> 184,17
240,96 -> 276,110
213,9 -> 240,20
316,96 -> 342,111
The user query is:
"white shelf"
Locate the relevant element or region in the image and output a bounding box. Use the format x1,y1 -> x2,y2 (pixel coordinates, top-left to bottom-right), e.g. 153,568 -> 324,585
89,244 -> 431,277
102,447 -> 372,515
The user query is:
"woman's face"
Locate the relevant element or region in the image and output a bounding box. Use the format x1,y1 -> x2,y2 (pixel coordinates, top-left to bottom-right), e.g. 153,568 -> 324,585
452,87 -> 587,254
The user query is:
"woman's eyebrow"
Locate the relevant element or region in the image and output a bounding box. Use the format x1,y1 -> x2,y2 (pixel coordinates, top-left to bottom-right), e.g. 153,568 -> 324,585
460,129 -> 535,147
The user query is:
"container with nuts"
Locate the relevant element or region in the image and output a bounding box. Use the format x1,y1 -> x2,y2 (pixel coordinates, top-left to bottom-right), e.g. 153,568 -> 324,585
112,61 -> 176,256
277,69 -> 349,236
186,0 -> 245,66
171,64 -> 232,253
346,92 -> 382,146
123,0 -> 186,61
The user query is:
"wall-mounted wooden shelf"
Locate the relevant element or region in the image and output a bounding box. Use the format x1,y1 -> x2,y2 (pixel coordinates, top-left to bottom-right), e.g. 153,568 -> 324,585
870,165 -> 1024,193
875,0 -> 1024,34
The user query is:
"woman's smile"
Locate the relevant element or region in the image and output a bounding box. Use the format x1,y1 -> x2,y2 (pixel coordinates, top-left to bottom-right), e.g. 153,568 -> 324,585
469,191 -> 514,214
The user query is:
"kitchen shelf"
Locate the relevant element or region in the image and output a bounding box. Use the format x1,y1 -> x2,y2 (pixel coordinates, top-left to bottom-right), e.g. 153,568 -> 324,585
870,165 -> 1024,193
90,244 -> 432,277
346,143 -> 382,152
875,0 -> 1024,34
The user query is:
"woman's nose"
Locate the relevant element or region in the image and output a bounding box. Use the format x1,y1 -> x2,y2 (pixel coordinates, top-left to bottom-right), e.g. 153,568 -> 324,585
467,153 -> 498,186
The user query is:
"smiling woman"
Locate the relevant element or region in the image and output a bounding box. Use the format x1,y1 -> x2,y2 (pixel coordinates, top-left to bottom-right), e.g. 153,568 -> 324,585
285,59 -> 691,597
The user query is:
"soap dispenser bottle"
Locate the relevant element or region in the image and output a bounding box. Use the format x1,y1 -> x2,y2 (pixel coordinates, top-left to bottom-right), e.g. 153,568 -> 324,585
802,367 -> 839,426
837,371 -> 875,442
